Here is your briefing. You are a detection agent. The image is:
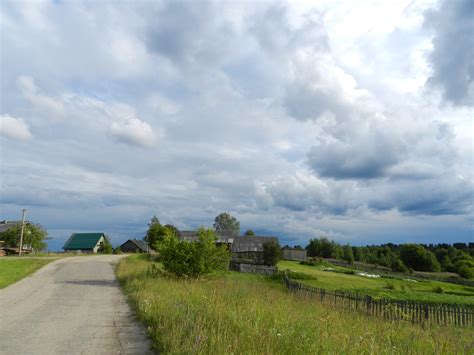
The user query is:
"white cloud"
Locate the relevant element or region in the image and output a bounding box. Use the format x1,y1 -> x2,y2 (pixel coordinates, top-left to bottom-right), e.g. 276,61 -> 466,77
109,118 -> 157,148
16,76 -> 65,118
0,114 -> 32,140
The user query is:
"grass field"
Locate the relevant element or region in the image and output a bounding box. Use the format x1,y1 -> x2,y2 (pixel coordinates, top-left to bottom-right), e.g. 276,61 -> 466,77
278,260 -> 474,305
0,257 -> 57,289
116,255 -> 473,354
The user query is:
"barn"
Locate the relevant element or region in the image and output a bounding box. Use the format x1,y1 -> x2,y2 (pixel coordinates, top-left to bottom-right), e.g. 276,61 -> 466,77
119,239 -> 149,253
63,233 -> 107,254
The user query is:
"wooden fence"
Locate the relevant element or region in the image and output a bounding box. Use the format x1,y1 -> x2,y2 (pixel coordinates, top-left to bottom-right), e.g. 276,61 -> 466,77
284,276 -> 474,327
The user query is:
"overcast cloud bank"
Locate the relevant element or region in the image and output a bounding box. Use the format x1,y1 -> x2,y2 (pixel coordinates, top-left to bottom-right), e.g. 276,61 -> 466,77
1,0 -> 472,249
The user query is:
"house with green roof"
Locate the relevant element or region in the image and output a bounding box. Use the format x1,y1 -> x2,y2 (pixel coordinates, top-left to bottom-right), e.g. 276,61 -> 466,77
63,233 -> 107,253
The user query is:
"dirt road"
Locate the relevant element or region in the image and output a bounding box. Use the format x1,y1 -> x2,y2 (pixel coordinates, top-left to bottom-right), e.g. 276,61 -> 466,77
0,255 -> 151,354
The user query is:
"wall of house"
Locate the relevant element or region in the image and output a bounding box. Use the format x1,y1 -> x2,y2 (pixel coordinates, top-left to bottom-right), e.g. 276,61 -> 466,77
92,236 -> 105,254
232,251 -> 264,265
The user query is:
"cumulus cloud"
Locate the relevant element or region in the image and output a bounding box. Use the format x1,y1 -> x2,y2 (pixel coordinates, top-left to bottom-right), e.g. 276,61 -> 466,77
424,0 -> 474,106
0,114 -> 32,140
109,118 -> 157,148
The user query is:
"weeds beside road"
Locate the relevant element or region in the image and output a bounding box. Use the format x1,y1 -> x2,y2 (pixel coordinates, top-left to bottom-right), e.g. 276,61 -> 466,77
117,255 -> 473,354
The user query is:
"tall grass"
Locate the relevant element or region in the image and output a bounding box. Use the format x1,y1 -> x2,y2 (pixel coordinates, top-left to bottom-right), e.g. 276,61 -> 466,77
117,256 -> 473,354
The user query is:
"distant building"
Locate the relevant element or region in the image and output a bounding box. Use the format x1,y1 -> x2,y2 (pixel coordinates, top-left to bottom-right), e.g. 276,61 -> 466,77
231,236 -> 279,265
119,239 -> 149,253
178,230 -> 278,264
178,230 -> 235,245
282,247 -> 307,261
0,220 -> 29,233
63,233 -> 107,254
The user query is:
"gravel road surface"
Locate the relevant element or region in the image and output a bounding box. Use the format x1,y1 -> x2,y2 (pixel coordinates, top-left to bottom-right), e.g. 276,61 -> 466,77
0,255 -> 151,354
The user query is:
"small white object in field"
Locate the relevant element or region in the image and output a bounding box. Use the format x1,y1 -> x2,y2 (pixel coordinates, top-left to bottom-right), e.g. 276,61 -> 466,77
356,272 -> 380,278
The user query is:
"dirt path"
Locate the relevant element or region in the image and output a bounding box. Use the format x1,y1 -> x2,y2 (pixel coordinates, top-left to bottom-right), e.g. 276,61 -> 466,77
0,255 -> 151,354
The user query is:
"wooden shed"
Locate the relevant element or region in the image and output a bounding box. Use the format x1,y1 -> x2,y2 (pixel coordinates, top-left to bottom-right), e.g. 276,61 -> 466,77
119,239 -> 149,253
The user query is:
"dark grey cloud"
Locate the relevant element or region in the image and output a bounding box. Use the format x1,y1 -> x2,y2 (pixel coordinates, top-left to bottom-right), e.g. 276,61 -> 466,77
425,0 -> 474,106
145,1 -> 235,67
307,132 -> 401,179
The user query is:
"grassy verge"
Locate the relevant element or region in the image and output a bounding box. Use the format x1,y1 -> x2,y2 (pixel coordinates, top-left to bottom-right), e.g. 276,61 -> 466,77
278,260 -> 474,305
116,255 -> 473,354
0,257 -> 57,288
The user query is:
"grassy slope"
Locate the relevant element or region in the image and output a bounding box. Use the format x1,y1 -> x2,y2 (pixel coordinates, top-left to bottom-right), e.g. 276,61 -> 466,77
0,257 -> 57,288
278,260 -> 474,305
116,255 -> 473,354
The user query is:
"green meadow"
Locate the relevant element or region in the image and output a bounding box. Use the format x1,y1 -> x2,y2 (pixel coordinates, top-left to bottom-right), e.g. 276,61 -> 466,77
278,260 -> 474,305
0,257 -> 57,289
116,255 -> 473,354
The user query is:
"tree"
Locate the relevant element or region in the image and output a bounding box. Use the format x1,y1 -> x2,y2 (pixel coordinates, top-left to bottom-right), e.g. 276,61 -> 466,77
262,241 -> 281,266
144,216 -> 179,251
306,237 -> 336,258
0,222 -> 49,251
342,244 -> 354,264
244,229 -> 255,236
213,212 -> 240,236
400,244 -> 441,272
391,258 -> 408,273
98,235 -> 113,254
157,227 -> 230,278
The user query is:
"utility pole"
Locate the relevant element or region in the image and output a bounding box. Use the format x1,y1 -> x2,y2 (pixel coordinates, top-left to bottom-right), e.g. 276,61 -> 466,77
18,209 -> 26,256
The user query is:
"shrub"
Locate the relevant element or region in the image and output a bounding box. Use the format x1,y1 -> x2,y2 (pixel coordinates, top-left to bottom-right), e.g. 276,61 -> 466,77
384,283 -> 396,290
157,227 -> 230,278
300,261 -> 316,266
343,270 -> 356,275
432,286 -> 444,294
262,240 -> 282,266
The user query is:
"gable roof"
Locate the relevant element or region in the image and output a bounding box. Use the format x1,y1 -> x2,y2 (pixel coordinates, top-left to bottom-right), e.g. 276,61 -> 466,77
63,233 -> 105,250
122,239 -> 148,252
231,236 -> 279,253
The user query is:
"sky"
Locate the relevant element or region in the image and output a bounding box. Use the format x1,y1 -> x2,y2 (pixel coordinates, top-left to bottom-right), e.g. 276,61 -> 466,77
0,0 -> 473,251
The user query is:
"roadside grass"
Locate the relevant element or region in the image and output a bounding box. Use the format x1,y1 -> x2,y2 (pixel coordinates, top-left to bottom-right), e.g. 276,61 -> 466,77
116,255 -> 473,354
0,257 -> 57,288
278,260 -> 474,305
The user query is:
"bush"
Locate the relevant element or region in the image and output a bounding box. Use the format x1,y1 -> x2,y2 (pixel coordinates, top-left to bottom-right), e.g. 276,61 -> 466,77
98,236 -> 113,254
300,261 -> 316,266
432,286 -> 444,294
262,241 -> 281,266
157,227 -> 230,278
384,283 -> 396,290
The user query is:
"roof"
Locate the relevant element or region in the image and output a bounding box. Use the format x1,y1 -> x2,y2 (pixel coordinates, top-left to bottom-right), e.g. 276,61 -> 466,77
0,221 -> 29,234
121,239 -> 148,252
178,230 -> 235,244
231,236 -> 279,253
63,233 -> 105,250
